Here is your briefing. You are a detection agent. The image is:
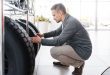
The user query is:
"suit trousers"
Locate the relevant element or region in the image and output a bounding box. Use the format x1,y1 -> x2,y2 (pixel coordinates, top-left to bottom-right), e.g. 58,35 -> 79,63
50,45 -> 85,68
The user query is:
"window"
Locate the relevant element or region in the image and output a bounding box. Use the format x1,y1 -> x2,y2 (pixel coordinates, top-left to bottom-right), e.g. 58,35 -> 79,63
34,0 -> 110,30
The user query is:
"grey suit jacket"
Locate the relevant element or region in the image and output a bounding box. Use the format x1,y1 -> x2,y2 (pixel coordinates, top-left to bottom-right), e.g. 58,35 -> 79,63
41,14 -> 92,60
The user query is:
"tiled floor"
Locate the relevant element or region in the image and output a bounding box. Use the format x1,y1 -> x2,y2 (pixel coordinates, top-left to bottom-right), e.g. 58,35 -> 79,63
33,31 -> 110,75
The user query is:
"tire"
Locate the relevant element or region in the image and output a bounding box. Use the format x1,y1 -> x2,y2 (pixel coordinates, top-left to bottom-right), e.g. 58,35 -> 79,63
4,16 -> 35,75
16,19 -> 40,56
18,19 -> 40,34
101,67 -> 110,75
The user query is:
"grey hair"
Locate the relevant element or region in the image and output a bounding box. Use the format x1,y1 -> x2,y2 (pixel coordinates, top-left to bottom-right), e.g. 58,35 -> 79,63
51,3 -> 66,14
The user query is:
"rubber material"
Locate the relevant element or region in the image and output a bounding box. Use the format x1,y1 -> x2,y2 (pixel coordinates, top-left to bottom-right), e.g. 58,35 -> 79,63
15,19 -> 40,56
5,16 -> 35,75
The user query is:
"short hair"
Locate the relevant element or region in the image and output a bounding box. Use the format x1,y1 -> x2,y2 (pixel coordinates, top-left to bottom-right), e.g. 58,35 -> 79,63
51,3 -> 66,14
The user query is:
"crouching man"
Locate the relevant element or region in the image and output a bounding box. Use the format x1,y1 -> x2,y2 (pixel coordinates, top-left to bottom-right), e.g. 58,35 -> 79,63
31,3 -> 92,75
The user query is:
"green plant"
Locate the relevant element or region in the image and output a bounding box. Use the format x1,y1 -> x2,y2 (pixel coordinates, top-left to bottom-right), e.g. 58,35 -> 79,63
35,15 -> 51,23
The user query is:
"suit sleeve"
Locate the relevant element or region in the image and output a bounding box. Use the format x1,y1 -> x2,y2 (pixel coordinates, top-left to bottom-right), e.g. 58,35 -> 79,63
43,25 -> 62,38
41,20 -> 78,46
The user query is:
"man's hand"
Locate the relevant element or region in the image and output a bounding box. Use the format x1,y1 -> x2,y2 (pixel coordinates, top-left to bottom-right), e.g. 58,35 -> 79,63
31,35 -> 41,43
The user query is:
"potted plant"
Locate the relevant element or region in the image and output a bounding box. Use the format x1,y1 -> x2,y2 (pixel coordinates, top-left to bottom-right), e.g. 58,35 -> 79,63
35,15 -> 51,33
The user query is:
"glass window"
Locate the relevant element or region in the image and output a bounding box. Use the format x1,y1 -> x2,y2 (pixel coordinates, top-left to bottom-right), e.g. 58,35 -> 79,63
34,0 -> 110,30
97,0 -> 110,30
80,0 -> 96,30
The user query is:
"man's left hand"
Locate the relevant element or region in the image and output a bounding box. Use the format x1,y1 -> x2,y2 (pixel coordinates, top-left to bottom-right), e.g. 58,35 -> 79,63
31,35 -> 41,43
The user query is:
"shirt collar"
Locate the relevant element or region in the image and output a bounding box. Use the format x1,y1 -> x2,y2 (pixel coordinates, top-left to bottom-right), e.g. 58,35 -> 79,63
62,13 -> 70,25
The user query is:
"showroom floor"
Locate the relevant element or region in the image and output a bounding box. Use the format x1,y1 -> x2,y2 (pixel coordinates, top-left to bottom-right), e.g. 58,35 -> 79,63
33,31 -> 110,75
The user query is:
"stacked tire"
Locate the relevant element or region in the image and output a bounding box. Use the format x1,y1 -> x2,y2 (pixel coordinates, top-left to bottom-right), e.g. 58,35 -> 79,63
4,16 -> 40,75
16,19 -> 40,56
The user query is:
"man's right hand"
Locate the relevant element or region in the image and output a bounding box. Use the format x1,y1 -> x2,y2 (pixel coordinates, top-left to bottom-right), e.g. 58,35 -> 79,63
36,33 -> 44,37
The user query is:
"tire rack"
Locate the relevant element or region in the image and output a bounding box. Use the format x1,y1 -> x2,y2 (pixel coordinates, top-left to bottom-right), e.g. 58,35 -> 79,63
3,0 -> 41,69
2,0 -> 40,74
4,1 -> 30,34
4,0 -> 40,55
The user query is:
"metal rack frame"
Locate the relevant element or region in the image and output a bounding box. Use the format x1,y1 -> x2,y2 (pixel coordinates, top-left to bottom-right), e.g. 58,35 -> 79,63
4,1 -> 27,13
4,0 -> 35,34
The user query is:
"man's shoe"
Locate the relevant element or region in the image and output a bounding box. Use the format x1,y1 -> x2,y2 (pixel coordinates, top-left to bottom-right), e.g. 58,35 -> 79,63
53,62 -> 69,67
72,63 -> 85,75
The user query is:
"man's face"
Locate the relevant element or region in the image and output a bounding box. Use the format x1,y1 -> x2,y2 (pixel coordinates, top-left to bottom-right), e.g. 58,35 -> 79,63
51,10 -> 62,23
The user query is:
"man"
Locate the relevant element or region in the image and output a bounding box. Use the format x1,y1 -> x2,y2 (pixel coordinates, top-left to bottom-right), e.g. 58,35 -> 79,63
32,3 -> 92,75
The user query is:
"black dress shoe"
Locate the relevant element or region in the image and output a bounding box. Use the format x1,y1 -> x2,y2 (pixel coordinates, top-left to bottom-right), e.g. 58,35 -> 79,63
53,62 -> 69,67
72,63 -> 85,75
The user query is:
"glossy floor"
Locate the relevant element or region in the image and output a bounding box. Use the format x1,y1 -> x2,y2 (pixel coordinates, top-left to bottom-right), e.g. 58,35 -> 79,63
33,31 -> 110,75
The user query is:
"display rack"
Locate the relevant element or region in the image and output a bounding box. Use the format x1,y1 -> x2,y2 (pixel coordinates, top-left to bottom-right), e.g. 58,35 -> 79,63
4,1 -> 27,13
4,0 -> 35,34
